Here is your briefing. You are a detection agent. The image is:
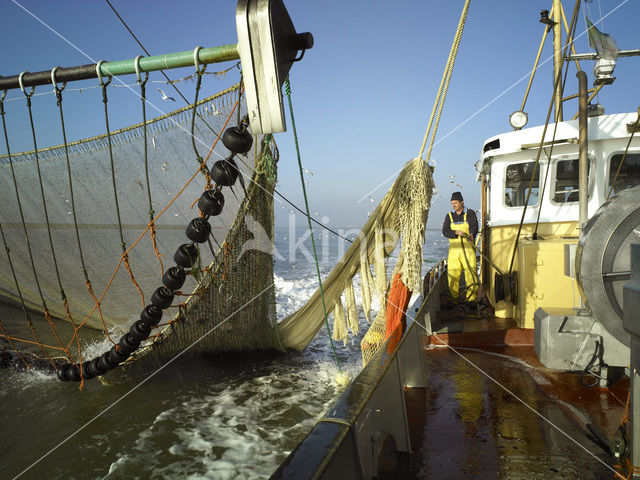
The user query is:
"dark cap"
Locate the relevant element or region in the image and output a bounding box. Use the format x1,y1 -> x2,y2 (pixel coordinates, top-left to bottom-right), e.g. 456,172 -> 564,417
451,191 -> 463,202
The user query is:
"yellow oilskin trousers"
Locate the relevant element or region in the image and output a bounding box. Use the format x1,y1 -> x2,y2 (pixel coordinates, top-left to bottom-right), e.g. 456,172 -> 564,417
447,212 -> 478,301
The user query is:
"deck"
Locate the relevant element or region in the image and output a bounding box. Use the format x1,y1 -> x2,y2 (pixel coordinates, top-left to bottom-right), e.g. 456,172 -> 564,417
397,301 -> 629,479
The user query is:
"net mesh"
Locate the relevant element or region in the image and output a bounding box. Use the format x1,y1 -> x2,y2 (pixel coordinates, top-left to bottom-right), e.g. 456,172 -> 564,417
0,81 -> 283,372
0,74 -> 433,377
277,156 -> 434,366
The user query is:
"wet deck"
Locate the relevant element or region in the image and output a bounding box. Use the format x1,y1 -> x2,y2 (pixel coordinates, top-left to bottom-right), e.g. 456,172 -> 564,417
394,304 -> 628,479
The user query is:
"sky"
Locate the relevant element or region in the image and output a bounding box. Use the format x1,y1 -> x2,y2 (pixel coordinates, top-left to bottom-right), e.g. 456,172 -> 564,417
0,0 -> 639,230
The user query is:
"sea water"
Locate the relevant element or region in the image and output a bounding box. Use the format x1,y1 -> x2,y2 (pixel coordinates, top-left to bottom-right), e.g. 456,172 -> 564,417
0,227 -> 448,480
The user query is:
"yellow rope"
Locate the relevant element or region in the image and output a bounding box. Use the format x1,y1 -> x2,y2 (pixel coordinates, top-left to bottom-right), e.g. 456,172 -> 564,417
418,0 -> 471,161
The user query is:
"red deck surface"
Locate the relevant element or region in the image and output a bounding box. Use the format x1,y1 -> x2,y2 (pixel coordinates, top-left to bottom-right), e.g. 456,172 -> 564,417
379,298 -> 629,480
398,307 -> 629,479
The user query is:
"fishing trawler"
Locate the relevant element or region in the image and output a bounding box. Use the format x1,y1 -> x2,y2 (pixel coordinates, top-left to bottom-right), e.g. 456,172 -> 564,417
271,1 -> 640,479
1,0 -> 640,478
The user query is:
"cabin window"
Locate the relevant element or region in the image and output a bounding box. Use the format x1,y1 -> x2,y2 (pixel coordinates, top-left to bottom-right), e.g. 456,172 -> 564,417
504,162 -> 540,207
608,152 -> 640,195
552,158 -> 590,203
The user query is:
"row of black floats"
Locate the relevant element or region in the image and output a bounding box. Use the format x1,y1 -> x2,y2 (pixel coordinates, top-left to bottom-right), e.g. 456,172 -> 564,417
57,120 -> 253,382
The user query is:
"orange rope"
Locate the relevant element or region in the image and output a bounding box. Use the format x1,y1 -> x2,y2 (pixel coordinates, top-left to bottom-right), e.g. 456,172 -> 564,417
123,252 -> 145,309
0,333 -> 67,351
385,273 -> 412,354
149,222 -> 165,276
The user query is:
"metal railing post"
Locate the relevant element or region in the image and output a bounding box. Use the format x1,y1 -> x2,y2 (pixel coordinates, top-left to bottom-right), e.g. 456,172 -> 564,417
624,243 -> 640,476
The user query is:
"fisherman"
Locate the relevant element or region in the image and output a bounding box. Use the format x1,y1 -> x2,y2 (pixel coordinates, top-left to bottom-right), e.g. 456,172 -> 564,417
442,191 -> 478,302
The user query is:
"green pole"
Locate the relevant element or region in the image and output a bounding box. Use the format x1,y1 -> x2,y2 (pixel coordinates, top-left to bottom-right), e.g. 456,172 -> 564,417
0,44 -> 239,91
101,44 -> 239,77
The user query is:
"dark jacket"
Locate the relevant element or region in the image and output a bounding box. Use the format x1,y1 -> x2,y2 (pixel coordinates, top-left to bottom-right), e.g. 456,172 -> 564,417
442,208 -> 478,239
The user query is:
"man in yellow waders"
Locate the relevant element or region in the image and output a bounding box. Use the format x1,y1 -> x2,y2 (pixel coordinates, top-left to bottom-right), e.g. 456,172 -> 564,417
442,192 -> 478,302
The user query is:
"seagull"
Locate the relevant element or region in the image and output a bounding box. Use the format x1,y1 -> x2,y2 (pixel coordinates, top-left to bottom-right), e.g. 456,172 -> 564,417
157,88 -> 176,102
449,175 -> 456,179
454,182 -> 464,190
368,195 -> 374,202
302,167 -> 314,176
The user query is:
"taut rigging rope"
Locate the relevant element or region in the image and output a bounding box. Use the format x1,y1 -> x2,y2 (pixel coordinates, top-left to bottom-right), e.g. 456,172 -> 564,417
417,0 -> 470,161
508,0 -> 582,275
284,76 -> 342,373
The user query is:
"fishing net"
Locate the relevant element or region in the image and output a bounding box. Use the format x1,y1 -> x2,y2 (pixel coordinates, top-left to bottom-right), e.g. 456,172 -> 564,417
278,156 -> 434,366
0,67 -> 433,382
0,78 -> 282,378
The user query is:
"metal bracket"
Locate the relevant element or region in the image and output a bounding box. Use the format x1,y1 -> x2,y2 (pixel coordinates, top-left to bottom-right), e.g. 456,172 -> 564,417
236,0 -> 313,134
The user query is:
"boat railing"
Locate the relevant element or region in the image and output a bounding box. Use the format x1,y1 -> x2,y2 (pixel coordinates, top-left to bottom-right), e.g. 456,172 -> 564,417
269,259 -> 448,480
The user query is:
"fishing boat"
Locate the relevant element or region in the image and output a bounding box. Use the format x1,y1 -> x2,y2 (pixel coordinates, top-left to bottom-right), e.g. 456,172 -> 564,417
1,0 -> 640,478
270,1 -> 640,479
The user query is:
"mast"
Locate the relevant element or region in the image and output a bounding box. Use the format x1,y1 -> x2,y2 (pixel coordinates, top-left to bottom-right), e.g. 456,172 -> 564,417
577,71 -> 588,228
553,0 -> 563,121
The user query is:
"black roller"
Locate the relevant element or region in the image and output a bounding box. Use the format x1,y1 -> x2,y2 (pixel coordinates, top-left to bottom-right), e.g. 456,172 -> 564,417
186,218 -> 211,244
198,189 -> 225,217
67,364 -> 81,382
57,363 -> 71,382
141,304 -> 163,326
222,126 -> 253,154
86,358 -> 106,377
129,320 -> 152,342
108,345 -> 129,365
98,352 -> 118,371
80,361 -> 95,380
211,157 -> 239,187
118,333 -> 141,355
163,266 -> 187,291
174,243 -> 198,269
151,286 -> 174,309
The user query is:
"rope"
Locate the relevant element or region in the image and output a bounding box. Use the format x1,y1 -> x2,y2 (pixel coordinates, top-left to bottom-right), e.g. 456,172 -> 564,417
417,0 -> 470,161
138,68 -> 165,275
0,84 -> 240,162
190,62 -> 212,188
285,76 -> 342,373
1,90 -> 63,365
0,220 -> 32,368
53,80 -> 112,354
23,83 -> 68,307
70,92 -> 240,334
533,148 -> 553,236
99,73 -> 145,308
508,0 -> 581,274
23,79 -> 81,364
607,109 -> 640,200
104,0 -> 222,139
1,77 -> 244,359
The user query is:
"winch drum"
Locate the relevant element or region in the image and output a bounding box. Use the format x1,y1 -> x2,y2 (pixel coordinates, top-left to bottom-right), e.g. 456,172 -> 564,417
576,185 -> 640,348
